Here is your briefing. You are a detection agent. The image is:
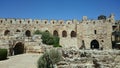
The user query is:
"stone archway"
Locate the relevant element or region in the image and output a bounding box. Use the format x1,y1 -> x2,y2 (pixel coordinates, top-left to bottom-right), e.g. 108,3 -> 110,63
25,30 -> 31,37
90,40 -> 99,49
13,42 -> 24,55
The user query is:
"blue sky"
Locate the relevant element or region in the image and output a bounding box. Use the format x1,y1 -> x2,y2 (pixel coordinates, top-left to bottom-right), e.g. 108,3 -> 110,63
0,0 -> 120,20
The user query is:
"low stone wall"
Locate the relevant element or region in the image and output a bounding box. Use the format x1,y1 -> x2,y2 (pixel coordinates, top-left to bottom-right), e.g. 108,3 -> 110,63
57,48 -> 120,68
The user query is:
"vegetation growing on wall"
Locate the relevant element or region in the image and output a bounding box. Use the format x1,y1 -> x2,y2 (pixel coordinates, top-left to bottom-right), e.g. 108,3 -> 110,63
34,30 -> 42,35
34,30 -> 61,47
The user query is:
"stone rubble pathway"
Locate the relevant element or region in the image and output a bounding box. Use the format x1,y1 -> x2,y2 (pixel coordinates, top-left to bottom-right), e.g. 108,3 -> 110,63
0,53 -> 41,68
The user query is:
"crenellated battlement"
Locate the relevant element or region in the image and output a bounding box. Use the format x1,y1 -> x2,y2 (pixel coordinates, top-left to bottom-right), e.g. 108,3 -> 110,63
0,18 -> 80,25
0,17 -> 113,25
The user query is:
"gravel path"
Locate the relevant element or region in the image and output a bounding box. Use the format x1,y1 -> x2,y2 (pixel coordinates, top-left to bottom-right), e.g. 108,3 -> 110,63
0,53 -> 41,68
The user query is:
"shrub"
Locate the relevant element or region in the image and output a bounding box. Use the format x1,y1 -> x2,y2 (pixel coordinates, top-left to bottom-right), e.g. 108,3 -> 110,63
34,30 -> 42,35
0,49 -> 8,60
53,44 -> 62,47
34,30 -> 61,47
41,31 -> 52,45
41,31 -> 61,47
48,49 -> 62,64
37,49 -> 62,68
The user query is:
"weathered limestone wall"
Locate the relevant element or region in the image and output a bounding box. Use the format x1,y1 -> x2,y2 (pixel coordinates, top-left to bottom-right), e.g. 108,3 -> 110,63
0,14 -> 114,50
60,38 -> 77,48
77,19 -> 112,50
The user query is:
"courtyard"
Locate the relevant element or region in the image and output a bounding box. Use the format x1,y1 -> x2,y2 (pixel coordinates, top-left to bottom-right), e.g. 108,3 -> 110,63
0,53 -> 41,68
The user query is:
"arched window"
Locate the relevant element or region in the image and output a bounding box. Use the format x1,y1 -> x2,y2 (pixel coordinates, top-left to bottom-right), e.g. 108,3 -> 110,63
4,30 -> 10,36
53,30 -> 58,36
1,20 -> 3,23
16,29 -> 21,32
68,22 -> 70,24
60,22 -> 62,24
93,21 -> 95,24
28,21 -> 30,24
36,21 -> 38,24
52,21 -> 55,24
45,21 -> 47,24
10,20 -> 12,23
71,31 -> 76,37
62,30 -> 67,37
25,30 -> 31,37
19,20 -> 22,24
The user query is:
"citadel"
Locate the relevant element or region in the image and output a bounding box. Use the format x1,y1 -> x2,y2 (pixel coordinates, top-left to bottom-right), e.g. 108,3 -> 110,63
0,14 -> 118,55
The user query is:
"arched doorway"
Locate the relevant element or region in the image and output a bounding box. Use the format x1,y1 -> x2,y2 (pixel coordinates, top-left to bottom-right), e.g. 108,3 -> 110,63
4,30 -> 10,36
53,30 -> 59,36
90,40 -> 99,49
13,42 -> 24,55
25,30 -> 31,37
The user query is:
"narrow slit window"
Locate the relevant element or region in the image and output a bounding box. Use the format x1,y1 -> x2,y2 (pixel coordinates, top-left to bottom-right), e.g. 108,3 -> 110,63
94,30 -> 97,34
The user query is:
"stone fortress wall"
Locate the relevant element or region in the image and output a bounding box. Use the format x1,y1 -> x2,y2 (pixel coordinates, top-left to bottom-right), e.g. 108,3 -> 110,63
0,14 -> 114,50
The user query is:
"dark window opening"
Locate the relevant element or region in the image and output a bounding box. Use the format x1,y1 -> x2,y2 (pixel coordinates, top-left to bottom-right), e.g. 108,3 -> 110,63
16,30 -> 21,32
1,20 -> 3,23
19,20 -> 22,24
10,20 -> 12,23
109,20 -> 111,22
62,30 -> 67,37
36,21 -> 38,24
25,30 -> 31,37
4,30 -> 10,36
71,31 -> 76,37
28,21 -> 30,24
53,21 -> 54,24
101,40 -> 104,42
53,30 -> 59,36
94,30 -> 97,34
93,21 -> 95,24
45,21 -> 47,24
60,22 -> 62,24
68,22 -> 70,24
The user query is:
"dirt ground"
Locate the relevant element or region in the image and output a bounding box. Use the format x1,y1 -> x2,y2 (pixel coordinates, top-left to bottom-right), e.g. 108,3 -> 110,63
0,53 -> 41,68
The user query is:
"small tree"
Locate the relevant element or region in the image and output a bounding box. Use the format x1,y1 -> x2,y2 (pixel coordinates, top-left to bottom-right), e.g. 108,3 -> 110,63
41,31 -> 61,47
41,31 -> 52,45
